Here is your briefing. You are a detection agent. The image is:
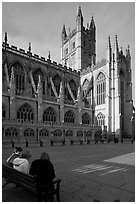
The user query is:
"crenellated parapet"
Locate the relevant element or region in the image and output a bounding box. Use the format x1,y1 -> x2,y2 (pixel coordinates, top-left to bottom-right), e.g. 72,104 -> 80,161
2,41 -> 80,77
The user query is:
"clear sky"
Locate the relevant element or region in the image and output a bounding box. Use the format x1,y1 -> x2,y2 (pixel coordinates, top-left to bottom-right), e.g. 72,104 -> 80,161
2,2 -> 135,104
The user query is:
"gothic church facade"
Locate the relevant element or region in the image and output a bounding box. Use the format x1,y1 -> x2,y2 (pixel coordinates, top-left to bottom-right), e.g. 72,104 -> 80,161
2,6 -> 134,143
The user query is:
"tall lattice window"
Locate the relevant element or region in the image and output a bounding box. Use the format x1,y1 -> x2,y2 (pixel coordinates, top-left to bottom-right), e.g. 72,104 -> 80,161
43,107 -> 56,123
5,127 -> 18,137
96,72 -> 106,105
97,112 -> 105,126
64,110 -> 75,123
54,129 -> 62,137
24,128 -> 35,137
65,130 -> 73,137
82,112 -> 91,124
52,75 -> 61,96
17,103 -> 34,123
2,105 -> 6,120
33,69 -> 45,94
10,62 -> 25,94
69,80 -> 77,100
77,130 -> 83,137
39,129 -> 49,137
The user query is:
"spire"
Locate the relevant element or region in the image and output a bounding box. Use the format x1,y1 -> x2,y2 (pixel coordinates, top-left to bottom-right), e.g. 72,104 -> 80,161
62,24 -> 67,40
4,32 -> 8,44
28,42 -> 31,53
107,36 -> 112,62
90,16 -> 95,29
76,6 -> 83,25
114,35 -> 119,52
48,51 -> 51,60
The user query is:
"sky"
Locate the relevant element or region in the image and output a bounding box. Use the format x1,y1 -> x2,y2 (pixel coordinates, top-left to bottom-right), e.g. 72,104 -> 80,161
2,2 -> 135,104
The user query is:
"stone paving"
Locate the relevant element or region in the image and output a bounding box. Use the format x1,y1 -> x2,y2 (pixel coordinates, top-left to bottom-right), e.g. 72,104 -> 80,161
2,142 -> 135,202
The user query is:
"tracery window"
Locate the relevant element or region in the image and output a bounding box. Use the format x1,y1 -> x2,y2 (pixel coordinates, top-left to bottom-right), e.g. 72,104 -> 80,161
82,112 -> 91,124
54,129 -> 62,137
2,105 -> 6,120
24,128 -> 35,137
52,75 -> 61,96
43,107 -> 56,123
96,72 -> 106,105
10,62 -> 25,94
17,103 -> 34,123
39,129 -> 49,137
65,130 -> 73,137
77,130 -> 83,137
5,127 -> 18,138
64,110 -> 75,123
33,69 -> 45,94
82,79 -> 91,98
97,112 -> 105,126
69,80 -> 77,100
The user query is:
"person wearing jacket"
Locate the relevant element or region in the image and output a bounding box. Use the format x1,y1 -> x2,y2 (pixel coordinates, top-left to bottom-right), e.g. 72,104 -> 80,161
13,151 -> 31,174
29,152 -> 55,201
6,146 -> 22,168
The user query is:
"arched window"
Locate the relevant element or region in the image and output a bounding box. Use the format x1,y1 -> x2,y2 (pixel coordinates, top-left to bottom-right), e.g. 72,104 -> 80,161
77,130 -> 83,137
39,129 -> 49,137
52,75 -> 61,96
5,127 -> 18,138
24,128 -> 35,137
43,107 -> 56,123
54,129 -> 62,137
2,105 -> 6,120
82,112 -> 91,124
33,69 -> 45,94
97,112 -> 105,126
10,62 -> 25,95
96,72 -> 106,105
64,110 -> 75,123
17,103 -> 34,123
86,130 -> 92,137
65,130 -> 73,137
82,79 -> 91,98
69,80 -> 77,100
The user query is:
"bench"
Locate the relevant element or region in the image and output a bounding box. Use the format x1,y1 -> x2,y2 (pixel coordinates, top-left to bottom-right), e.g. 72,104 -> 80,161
50,139 -> 65,146
70,139 -> 83,145
2,164 -> 61,202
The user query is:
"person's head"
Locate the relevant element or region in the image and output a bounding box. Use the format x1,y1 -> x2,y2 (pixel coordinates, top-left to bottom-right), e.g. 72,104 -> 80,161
40,152 -> 50,161
21,151 -> 31,160
13,146 -> 22,156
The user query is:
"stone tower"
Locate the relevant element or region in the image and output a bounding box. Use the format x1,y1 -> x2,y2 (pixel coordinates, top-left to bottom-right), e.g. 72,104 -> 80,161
61,6 -> 96,71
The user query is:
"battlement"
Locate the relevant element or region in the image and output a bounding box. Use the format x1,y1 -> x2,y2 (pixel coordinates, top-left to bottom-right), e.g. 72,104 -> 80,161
2,41 -> 80,76
81,58 -> 107,75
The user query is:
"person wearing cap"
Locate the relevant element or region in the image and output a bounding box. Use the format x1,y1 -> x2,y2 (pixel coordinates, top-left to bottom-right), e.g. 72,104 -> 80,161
13,151 -> 31,174
6,146 -> 23,168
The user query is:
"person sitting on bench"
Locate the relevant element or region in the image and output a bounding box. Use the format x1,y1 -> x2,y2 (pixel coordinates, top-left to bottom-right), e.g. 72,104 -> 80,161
6,146 -> 23,168
13,151 -> 31,174
29,152 -> 55,201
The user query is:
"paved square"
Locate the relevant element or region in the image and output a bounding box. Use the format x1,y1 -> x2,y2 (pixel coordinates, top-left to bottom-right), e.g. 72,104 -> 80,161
2,142 -> 135,202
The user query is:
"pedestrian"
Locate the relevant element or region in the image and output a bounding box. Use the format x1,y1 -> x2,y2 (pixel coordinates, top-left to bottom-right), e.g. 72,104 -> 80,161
40,140 -> 43,147
29,152 -> 55,201
25,140 -> 29,147
6,146 -> 23,168
13,151 -> 31,174
11,140 -> 14,148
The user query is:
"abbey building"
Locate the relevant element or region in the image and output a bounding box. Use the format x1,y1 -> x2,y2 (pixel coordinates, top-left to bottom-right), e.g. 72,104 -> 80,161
2,6 -> 134,143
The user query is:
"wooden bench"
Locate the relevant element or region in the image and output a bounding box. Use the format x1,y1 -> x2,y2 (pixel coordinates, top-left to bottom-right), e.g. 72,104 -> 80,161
2,164 -> 61,202
70,139 -> 83,145
50,139 -> 65,146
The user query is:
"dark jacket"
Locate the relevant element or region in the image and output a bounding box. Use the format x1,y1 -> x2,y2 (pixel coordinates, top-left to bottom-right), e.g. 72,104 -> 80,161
29,159 -> 55,185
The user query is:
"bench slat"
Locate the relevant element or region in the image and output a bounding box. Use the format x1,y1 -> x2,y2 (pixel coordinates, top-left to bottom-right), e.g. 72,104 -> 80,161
2,164 -> 61,201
